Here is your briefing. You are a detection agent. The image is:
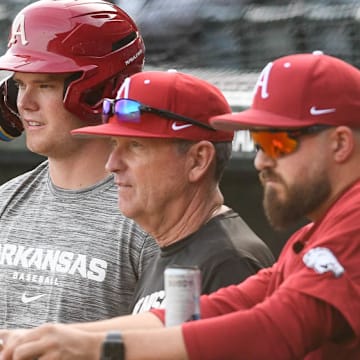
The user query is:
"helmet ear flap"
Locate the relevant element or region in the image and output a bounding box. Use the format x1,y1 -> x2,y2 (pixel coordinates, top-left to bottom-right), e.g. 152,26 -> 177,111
63,70 -> 117,124
0,75 -> 23,141
63,71 -> 136,125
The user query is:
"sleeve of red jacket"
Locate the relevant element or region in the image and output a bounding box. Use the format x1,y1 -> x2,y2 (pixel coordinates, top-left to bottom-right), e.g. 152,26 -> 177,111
150,265 -> 274,323
182,287 -> 349,360
199,266 -> 273,318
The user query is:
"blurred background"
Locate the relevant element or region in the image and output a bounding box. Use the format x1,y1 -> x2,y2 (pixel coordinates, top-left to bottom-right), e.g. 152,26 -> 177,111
0,0 -> 359,257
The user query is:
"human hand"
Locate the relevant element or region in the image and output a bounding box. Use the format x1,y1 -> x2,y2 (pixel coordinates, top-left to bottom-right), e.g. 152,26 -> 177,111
0,324 -> 103,360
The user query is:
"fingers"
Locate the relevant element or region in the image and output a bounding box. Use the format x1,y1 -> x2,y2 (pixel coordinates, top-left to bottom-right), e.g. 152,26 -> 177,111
0,330 -> 10,347
0,325 -> 102,360
9,339 -> 43,360
0,328 -> 43,360
0,329 -> 23,360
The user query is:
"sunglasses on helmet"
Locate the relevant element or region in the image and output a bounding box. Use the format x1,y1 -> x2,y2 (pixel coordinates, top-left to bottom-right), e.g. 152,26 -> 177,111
250,125 -> 331,159
102,98 -> 215,131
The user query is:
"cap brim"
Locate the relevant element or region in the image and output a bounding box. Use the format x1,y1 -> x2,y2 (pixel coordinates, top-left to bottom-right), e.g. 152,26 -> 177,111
71,123 -> 175,139
211,108 -> 319,131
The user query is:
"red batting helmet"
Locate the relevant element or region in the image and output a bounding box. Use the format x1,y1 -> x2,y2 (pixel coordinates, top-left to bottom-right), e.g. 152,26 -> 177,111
0,0 -> 145,140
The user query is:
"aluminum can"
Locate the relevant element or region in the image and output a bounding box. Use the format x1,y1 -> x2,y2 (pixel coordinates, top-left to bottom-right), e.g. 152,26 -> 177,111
164,265 -> 201,327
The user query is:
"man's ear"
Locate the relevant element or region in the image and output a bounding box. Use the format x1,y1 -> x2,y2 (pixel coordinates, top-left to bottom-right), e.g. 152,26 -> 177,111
330,126 -> 355,163
187,141 -> 215,182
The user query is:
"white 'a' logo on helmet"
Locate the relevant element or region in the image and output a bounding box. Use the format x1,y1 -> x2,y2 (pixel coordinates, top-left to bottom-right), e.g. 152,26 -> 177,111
253,62 -> 273,100
8,14 -> 29,47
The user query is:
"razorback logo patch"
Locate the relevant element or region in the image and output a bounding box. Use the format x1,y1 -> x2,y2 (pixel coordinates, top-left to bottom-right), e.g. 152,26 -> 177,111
303,247 -> 344,278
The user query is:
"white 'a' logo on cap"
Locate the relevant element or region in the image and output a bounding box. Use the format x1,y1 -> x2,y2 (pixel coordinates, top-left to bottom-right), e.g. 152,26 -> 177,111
8,14 -> 29,47
253,62 -> 273,99
116,77 -> 131,99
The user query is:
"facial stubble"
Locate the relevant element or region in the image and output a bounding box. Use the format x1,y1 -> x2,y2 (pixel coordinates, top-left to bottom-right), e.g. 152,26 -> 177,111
262,169 -> 331,230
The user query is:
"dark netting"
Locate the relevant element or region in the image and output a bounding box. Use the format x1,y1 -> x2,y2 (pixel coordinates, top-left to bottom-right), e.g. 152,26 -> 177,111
117,0 -> 360,71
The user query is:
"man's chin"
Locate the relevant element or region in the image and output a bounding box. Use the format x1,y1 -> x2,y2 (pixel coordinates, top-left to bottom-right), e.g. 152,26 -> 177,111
263,192 -> 291,230
118,203 -> 138,221
264,183 -> 285,204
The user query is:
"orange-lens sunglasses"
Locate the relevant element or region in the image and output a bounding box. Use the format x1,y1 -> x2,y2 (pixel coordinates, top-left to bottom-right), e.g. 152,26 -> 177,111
250,125 -> 331,159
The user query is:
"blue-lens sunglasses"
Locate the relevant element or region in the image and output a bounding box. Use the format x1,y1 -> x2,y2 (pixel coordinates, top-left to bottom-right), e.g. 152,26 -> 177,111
102,98 -> 215,131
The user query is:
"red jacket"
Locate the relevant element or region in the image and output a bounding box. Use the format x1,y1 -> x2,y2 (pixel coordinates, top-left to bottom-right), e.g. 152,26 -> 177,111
153,181 -> 360,359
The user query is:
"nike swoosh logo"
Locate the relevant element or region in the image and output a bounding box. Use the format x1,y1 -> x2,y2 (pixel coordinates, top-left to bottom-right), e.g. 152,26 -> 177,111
21,293 -> 46,304
310,106 -> 336,116
172,122 -> 193,131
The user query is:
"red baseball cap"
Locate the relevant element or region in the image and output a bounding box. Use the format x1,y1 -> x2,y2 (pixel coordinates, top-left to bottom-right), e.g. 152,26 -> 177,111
72,70 -> 233,142
210,52 -> 360,130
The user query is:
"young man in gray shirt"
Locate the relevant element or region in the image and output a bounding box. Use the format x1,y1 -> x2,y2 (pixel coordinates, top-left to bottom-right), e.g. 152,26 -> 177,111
0,0 -> 158,328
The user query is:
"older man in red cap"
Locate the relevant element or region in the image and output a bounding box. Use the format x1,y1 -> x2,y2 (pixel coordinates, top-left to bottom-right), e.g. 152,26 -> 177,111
72,69 -> 274,315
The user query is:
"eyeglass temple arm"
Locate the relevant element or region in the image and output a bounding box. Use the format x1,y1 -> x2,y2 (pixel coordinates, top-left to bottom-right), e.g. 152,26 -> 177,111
144,106 -> 216,131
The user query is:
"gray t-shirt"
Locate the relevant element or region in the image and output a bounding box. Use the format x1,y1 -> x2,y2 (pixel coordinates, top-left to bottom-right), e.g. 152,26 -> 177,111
0,161 -> 158,328
131,210 -> 275,314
